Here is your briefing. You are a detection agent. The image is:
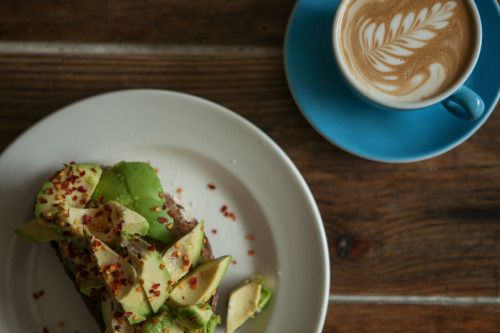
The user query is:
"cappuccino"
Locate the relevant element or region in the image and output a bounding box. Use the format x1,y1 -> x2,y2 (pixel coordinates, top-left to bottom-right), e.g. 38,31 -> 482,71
335,0 -> 478,103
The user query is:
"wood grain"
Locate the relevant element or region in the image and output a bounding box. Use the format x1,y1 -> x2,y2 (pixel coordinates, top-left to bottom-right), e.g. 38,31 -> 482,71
324,302 -> 500,332
2,54 -> 500,298
0,0 -> 296,46
1,0 -> 500,331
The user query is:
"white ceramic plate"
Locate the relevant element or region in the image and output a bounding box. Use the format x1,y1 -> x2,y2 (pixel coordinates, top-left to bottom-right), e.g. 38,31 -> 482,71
0,89 -> 329,333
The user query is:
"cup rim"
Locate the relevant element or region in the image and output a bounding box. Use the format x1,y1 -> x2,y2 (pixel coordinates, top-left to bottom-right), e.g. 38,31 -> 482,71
332,0 -> 483,110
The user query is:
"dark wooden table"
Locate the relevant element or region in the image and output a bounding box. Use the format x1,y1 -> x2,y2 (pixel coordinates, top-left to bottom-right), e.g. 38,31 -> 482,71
2,1 -> 500,332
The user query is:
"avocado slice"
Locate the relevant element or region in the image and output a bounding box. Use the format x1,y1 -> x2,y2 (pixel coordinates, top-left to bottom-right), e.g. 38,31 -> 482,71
167,255 -> 231,308
85,201 -> 149,247
88,161 -> 174,243
57,239 -> 105,296
140,306 -> 184,333
14,219 -> 65,243
162,221 -> 205,283
207,312 -> 221,333
35,163 -> 102,226
226,275 -> 272,333
87,231 -> 152,324
176,303 -> 219,332
121,234 -> 171,313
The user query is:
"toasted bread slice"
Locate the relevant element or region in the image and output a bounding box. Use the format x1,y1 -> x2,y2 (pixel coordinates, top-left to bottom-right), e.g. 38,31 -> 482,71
50,168 -> 216,332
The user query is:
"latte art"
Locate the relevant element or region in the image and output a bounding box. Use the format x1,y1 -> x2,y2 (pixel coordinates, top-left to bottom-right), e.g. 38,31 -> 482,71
337,0 -> 477,102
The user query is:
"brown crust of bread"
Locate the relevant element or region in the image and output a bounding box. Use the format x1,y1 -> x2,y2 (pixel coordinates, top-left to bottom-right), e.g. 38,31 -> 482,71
49,170 -> 216,332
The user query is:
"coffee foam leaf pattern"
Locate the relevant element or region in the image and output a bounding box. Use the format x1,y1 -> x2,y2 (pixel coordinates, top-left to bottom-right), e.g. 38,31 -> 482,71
361,1 -> 457,74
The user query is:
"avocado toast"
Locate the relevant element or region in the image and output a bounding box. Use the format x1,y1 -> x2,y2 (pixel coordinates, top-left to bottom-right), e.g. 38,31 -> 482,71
15,161 -> 230,333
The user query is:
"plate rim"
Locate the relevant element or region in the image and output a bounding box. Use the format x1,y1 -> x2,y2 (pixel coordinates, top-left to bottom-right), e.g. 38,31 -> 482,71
0,88 -> 330,332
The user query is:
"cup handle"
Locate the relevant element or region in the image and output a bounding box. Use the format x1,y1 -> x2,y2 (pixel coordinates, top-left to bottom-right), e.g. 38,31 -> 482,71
441,86 -> 485,121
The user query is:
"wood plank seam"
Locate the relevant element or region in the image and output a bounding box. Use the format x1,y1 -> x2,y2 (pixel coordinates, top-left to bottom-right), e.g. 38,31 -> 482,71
0,41 -> 283,56
330,294 -> 500,305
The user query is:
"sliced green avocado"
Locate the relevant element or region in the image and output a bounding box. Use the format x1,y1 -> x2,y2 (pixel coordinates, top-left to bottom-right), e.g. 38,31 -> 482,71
101,297 -> 116,328
167,255 -> 231,308
88,161 -> 174,243
101,297 -> 136,333
226,275 -> 272,333
14,219 -> 65,243
121,234 -> 171,313
176,303 -> 218,332
162,221 -> 205,283
85,201 -> 149,247
140,306 -> 184,333
34,163 -> 102,227
207,312 -> 221,333
87,231 -> 152,325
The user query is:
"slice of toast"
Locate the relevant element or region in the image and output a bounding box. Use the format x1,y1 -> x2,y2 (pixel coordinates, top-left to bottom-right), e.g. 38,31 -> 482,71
50,180 -> 216,331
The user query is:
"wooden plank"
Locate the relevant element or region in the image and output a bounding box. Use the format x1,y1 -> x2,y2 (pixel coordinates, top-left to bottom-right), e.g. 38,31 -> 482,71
324,302 -> 500,332
0,0 -> 296,46
1,54 -> 500,297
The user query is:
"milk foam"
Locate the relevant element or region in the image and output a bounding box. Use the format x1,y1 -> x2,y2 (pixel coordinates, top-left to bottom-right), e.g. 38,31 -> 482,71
338,0 -> 476,103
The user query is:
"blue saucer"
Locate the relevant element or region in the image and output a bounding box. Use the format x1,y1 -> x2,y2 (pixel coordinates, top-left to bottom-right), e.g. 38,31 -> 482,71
284,0 -> 500,163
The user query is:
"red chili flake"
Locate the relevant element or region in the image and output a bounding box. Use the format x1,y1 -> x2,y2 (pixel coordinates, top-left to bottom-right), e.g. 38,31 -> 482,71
151,283 -> 160,289
158,217 -> 167,223
159,192 -> 164,199
98,195 -> 105,203
95,240 -> 103,246
232,260 -> 237,265
80,198 -> 88,205
167,211 -> 176,219
69,161 -> 76,165
207,184 -> 216,190
167,280 -> 173,285
248,250 -> 255,256
183,259 -> 190,266
148,243 -> 156,251
133,238 -> 140,243
211,229 -> 217,234
247,234 -> 254,240
189,277 -> 197,285
221,205 -> 227,213
162,203 -> 168,210
44,189 -> 53,195
65,188 -> 73,195
154,291 -> 161,297
155,168 -> 160,173
38,197 -> 48,204
72,195 -> 78,201
123,312 -> 133,318
189,316 -> 198,322
79,170 -> 86,177
91,168 -> 97,173
82,215 -> 92,225
77,186 -> 87,193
